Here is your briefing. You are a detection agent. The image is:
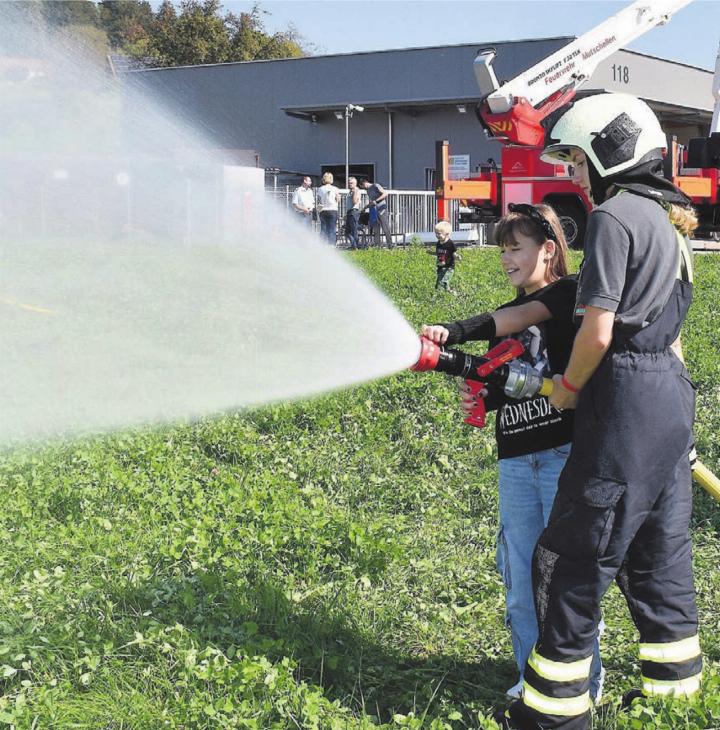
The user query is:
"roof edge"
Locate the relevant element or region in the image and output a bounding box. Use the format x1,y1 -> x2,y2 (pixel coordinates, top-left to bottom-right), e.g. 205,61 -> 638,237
125,37 -> 715,76
126,35 -> 575,73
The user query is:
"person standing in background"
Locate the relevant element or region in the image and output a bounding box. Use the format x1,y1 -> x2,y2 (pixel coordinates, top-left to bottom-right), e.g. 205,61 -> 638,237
345,176 -> 362,249
360,178 -> 394,248
292,176 -> 315,225
317,172 -> 340,245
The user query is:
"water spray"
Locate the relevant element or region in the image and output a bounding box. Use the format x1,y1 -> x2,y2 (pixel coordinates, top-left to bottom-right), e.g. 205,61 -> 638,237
411,336 -> 720,502
0,7 -> 423,442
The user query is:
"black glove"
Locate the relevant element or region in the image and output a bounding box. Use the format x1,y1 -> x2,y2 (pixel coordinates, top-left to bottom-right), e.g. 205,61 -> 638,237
439,312 -> 496,346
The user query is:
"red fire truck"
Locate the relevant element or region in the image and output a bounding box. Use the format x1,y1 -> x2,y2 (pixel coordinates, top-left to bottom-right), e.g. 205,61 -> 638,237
674,41 -> 720,240
436,139 -> 591,248
436,0 -> 695,248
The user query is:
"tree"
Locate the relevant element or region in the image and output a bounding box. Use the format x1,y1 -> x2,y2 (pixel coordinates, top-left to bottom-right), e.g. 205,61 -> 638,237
37,0 -> 98,28
114,0 -> 305,68
225,5 -> 303,62
97,0 -> 153,51
0,1 -> 110,61
155,0 -> 229,66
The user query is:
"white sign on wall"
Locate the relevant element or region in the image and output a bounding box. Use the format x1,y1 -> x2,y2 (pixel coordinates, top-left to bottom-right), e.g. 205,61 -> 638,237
448,154 -> 470,180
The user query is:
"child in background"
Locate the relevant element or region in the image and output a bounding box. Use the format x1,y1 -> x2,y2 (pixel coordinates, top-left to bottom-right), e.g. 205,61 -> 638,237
421,203 -> 604,702
430,220 -> 460,293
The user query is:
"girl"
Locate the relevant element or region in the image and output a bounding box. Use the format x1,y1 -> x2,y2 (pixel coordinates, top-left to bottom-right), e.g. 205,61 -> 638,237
421,203 -> 603,702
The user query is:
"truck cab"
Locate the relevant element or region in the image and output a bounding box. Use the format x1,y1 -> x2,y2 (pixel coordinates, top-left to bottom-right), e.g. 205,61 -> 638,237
460,145 -> 590,248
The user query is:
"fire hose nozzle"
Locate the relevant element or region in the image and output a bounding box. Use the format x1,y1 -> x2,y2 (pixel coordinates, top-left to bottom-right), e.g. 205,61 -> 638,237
410,336 -> 443,372
411,336 -> 525,380
411,336 -> 552,396
410,336 -> 556,427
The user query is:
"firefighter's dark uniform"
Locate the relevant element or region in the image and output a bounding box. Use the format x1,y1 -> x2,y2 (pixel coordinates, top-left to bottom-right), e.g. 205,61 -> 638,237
508,194 -> 701,730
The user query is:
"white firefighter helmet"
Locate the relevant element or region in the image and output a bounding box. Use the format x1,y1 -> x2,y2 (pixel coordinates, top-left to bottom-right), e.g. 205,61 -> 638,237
541,93 -> 667,177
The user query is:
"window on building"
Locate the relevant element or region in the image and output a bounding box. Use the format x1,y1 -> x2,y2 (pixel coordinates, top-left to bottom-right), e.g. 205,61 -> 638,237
320,164 -> 375,188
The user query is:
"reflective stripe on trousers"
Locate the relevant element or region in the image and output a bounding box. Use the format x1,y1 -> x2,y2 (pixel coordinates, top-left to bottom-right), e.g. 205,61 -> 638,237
522,647 -> 592,719
639,634 -> 702,698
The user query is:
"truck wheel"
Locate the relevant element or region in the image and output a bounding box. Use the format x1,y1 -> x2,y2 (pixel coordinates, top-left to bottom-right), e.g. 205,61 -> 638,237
554,203 -> 586,250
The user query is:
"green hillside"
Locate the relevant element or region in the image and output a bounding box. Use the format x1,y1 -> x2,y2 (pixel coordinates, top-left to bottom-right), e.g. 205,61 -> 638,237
1,246 -> 719,729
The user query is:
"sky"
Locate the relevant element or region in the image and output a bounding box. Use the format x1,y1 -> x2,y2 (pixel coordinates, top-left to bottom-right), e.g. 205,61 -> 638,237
217,0 -> 720,71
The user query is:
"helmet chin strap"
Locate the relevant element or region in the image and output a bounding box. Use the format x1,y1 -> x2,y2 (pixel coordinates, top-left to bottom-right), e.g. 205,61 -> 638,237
587,159 -> 608,204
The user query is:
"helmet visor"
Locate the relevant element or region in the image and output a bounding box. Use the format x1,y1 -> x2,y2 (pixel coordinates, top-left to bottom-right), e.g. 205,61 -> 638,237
540,144 -> 577,166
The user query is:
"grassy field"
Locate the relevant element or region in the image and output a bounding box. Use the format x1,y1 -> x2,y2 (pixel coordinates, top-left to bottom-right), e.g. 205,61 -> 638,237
1,246 -> 719,729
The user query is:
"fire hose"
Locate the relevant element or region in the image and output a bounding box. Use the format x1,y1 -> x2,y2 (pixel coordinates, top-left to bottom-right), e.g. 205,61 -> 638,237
411,335 -> 720,503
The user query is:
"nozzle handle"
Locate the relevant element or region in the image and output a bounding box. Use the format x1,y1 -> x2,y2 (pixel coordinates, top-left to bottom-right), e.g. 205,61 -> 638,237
475,339 -> 524,377
463,380 -> 487,428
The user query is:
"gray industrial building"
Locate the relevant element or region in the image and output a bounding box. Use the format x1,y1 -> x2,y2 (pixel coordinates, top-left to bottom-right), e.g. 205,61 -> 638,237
127,37 -> 715,190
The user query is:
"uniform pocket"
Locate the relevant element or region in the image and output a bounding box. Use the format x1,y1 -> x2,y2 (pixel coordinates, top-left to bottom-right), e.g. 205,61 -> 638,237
581,476 -> 626,558
542,477 -> 626,561
678,371 -> 697,419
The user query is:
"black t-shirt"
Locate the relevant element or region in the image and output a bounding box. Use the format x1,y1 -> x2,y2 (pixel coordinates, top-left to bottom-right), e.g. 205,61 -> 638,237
435,238 -> 457,269
486,276 -> 577,459
485,278 -> 578,459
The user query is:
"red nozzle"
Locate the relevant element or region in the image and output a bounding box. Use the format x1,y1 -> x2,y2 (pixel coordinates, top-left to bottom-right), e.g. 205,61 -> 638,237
411,335 -> 442,372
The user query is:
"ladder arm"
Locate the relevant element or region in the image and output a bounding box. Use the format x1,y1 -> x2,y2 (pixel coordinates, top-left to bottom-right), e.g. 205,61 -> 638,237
475,0 -> 693,145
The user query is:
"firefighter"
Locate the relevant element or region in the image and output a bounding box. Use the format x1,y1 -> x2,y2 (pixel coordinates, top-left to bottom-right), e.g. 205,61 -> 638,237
502,93 -> 701,729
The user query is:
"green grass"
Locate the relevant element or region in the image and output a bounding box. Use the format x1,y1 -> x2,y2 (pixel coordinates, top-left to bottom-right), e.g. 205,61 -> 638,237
1,246 -> 719,729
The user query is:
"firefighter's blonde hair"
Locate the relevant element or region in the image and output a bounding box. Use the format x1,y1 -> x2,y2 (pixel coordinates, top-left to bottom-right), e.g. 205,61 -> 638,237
667,203 -> 699,237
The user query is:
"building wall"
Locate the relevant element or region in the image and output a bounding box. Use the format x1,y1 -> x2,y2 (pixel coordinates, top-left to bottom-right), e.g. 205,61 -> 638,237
591,49 -> 713,113
310,108 -> 504,190
129,38 -> 571,187
128,39 -> 714,189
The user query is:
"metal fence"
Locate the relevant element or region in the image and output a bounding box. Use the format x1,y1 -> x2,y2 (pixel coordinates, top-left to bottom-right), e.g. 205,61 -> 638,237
267,185 -> 479,247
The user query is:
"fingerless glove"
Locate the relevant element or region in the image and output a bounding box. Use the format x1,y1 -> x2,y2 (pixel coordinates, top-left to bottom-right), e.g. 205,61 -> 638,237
440,312 -> 496,345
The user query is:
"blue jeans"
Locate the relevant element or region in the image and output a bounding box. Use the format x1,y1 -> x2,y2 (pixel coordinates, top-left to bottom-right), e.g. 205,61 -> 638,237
319,210 -> 338,245
496,444 -> 604,697
345,209 -> 361,248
